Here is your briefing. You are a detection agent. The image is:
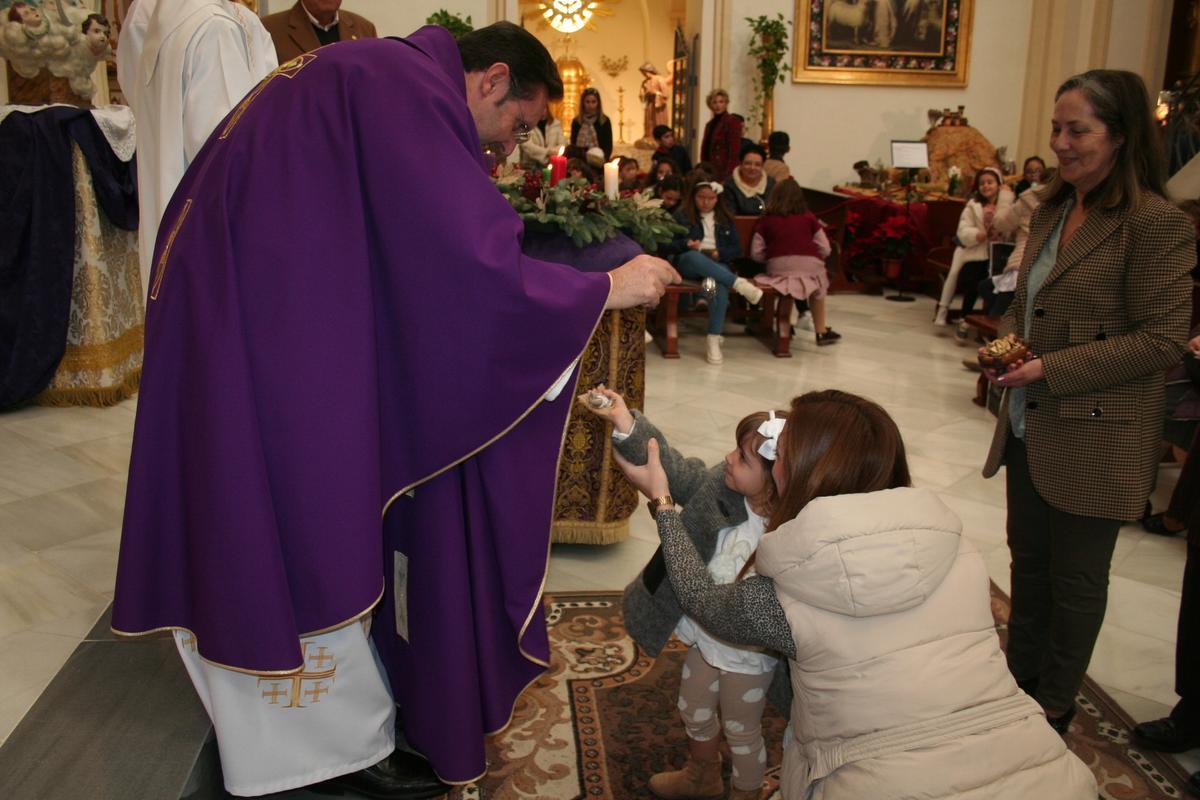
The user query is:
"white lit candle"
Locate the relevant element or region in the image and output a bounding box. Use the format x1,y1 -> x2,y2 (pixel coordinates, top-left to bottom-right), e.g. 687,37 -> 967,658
603,158 -> 620,200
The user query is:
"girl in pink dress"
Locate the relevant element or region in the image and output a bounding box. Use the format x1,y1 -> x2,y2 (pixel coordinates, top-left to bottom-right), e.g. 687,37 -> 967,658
751,180 -> 840,345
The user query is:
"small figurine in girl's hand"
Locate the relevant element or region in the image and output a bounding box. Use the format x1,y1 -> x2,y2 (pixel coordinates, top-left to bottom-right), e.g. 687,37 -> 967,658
584,386 -> 615,409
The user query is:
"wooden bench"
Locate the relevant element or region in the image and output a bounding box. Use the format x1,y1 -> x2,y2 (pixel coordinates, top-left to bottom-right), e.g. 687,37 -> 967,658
652,281 -> 797,359
921,199 -> 968,302
651,282 -> 701,358
962,313 -> 1000,339
749,286 -> 794,357
963,314 -> 1001,407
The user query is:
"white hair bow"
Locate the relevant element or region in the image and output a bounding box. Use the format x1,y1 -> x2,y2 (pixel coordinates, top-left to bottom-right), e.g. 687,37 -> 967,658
698,181 -> 724,195
757,411 -> 786,461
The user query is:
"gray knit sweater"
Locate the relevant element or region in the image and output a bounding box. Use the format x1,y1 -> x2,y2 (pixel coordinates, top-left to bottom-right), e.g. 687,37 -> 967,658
655,508 -> 796,659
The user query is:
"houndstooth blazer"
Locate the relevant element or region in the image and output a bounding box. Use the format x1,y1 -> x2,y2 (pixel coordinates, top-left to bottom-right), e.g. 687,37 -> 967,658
982,190 -> 1195,520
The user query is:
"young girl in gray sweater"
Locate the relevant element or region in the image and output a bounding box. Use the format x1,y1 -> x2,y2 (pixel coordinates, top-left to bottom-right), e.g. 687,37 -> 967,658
580,387 -> 789,800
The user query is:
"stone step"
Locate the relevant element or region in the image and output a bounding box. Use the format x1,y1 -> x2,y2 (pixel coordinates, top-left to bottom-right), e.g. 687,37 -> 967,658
0,608 -> 391,799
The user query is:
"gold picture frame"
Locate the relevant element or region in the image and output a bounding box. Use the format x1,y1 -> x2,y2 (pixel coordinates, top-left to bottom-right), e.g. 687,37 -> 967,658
792,0 -> 973,88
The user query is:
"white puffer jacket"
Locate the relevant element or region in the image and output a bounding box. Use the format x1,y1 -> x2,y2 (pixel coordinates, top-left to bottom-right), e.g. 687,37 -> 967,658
755,487 -> 1096,799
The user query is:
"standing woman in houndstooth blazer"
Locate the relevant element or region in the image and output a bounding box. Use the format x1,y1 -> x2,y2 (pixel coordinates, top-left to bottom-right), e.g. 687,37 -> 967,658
981,70 -> 1196,733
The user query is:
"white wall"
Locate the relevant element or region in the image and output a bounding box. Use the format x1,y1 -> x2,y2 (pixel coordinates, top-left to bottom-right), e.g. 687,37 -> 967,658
726,0 -> 1034,188
260,0 -> 491,37
1105,0 -> 1171,92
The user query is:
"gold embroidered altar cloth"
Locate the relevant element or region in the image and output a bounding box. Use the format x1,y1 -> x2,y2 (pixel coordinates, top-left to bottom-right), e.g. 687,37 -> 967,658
34,143 -> 143,407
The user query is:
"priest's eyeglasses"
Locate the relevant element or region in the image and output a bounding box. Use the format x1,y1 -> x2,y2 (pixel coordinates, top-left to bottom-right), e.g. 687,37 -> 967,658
513,121 -> 532,144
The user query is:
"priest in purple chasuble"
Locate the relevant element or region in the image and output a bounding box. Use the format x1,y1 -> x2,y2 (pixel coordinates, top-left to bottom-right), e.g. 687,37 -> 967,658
110,23 -> 678,798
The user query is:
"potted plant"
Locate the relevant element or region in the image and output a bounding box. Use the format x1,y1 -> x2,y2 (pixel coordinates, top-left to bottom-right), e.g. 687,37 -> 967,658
947,165 -> 962,197
745,13 -> 790,141
845,212 -> 919,280
425,9 -> 473,38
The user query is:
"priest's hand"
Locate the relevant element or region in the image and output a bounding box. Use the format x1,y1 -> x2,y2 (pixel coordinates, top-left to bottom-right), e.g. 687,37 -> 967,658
607,255 -> 680,310
612,438 -> 670,499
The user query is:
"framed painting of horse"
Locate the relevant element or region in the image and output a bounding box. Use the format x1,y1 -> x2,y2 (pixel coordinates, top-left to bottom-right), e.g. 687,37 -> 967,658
792,0 -> 973,87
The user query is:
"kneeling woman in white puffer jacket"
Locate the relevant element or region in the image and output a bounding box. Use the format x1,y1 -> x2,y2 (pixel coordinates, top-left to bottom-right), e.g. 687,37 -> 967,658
614,389 -> 1096,799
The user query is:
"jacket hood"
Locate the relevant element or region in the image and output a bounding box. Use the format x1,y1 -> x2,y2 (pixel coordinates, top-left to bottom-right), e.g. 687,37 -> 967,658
755,487 -> 962,618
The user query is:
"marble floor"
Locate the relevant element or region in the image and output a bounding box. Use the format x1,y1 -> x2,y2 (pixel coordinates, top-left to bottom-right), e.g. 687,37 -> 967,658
0,293 -> 1194,776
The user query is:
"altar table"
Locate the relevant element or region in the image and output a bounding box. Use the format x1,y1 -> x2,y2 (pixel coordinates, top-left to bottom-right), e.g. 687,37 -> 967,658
520,231 -> 645,545
0,105 -> 142,410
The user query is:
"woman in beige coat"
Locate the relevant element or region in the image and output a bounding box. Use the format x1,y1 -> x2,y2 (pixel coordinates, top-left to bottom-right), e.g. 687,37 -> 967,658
614,390 -> 1096,799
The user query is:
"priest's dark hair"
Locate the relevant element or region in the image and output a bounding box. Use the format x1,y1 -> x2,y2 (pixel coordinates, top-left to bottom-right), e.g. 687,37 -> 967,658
457,22 -> 564,102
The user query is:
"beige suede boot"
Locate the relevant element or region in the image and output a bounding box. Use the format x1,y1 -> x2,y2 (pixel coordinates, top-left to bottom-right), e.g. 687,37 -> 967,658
731,277 -> 764,305
647,754 -> 724,799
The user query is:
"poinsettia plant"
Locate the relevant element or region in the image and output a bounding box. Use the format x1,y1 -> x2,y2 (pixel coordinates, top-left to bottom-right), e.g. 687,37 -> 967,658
844,211 -> 921,270
493,166 -> 684,252
872,214 -> 918,259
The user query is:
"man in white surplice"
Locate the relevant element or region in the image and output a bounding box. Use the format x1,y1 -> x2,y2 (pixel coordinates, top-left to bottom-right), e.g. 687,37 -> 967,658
116,0 -> 277,298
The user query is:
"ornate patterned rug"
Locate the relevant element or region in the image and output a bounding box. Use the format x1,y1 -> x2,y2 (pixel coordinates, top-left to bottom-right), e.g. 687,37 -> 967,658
449,590 -> 1193,800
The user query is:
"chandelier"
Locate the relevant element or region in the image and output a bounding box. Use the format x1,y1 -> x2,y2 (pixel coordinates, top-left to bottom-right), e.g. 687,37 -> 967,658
540,1 -> 600,34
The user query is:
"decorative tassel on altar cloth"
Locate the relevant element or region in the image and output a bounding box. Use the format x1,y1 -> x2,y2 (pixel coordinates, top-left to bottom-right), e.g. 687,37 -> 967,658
33,369 -> 141,408
551,518 -> 631,545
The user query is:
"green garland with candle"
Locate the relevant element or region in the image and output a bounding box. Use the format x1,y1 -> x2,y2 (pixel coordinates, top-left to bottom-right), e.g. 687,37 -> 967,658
493,166 -> 684,253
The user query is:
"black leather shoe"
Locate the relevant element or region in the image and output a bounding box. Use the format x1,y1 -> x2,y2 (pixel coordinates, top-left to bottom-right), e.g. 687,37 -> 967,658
1142,512 -> 1187,537
1047,705 -> 1076,736
1132,717 -> 1200,753
1186,770 -> 1200,798
321,751 -> 448,799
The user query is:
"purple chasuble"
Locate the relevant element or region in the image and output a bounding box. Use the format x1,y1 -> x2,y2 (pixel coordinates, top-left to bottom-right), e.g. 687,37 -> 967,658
112,28 -> 611,782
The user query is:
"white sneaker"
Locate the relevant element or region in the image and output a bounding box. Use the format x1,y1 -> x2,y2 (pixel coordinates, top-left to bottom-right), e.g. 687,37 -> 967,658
706,334 -> 724,365
933,306 -> 949,326
732,277 -> 764,305
796,310 -> 814,331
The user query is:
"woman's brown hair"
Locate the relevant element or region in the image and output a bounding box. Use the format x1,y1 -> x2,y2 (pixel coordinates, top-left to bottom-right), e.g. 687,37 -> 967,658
1038,69 -> 1165,211
577,87 -> 610,125
737,391 -> 908,580
766,390 -> 911,533
764,178 -> 808,216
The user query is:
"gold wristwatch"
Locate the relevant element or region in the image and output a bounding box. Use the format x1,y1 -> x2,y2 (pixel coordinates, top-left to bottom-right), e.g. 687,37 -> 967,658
647,495 -> 675,516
